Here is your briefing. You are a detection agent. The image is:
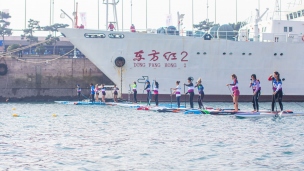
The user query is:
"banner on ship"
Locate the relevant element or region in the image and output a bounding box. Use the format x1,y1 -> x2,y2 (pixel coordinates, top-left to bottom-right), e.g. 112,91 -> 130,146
79,12 -> 87,27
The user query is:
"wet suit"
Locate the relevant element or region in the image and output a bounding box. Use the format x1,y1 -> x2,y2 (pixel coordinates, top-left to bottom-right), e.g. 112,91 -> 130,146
268,76 -> 283,111
132,83 -> 137,103
153,84 -> 159,106
185,82 -> 194,108
144,83 -> 151,105
250,80 -> 260,111
195,83 -> 204,109
90,85 -> 95,102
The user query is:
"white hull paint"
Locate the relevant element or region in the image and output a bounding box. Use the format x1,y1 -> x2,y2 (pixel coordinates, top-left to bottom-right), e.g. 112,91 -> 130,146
59,28 -> 304,96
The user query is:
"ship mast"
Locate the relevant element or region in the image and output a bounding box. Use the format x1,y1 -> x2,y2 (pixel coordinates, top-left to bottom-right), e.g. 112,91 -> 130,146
103,0 -> 119,31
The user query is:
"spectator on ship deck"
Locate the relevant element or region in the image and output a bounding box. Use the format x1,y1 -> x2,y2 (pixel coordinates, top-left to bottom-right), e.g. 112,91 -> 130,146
79,24 -> 84,29
130,24 -> 136,32
108,22 -> 115,31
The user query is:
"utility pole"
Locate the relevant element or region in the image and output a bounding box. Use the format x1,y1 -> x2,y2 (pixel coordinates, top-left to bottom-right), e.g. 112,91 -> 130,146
236,0 -> 237,23
25,0 -> 27,28
98,0 -> 99,29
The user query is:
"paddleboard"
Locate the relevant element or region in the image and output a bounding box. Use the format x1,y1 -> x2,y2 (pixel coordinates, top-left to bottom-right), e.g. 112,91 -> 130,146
235,110 -> 304,118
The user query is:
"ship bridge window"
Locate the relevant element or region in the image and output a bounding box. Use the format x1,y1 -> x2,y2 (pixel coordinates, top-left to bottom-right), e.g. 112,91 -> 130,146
289,13 -> 293,19
302,10 -> 304,16
293,12 -> 298,18
286,14 -> 289,20
298,11 -> 302,17
84,33 -> 106,38
289,27 -> 293,32
108,33 -> 125,39
284,27 -> 287,32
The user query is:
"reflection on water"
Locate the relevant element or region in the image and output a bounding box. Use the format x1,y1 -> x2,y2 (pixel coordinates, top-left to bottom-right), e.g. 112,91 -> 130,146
1,102 -> 304,170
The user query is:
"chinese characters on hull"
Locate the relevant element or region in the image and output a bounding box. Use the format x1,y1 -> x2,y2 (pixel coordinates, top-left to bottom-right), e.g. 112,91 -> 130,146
133,50 -> 188,68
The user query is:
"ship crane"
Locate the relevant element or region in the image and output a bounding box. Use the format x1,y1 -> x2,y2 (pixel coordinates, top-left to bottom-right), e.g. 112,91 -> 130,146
254,8 -> 269,42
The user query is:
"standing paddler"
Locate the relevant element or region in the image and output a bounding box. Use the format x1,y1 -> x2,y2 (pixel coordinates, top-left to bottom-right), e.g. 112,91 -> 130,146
268,71 -> 283,112
249,74 -> 260,112
144,80 -> 151,106
195,78 -> 204,109
132,81 -> 137,103
184,77 -> 194,108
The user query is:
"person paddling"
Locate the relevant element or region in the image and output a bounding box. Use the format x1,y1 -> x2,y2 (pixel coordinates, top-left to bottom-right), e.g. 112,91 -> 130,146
100,84 -> 106,102
113,84 -> 119,102
226,74 -> 239,112
144,80 -> 151,106
132,81 -> 137,103
171,81 -> 181,108
249,74 -> 260,112
95,84 -> 99,101
76,84 -> 81,101
195,78 -> 204,109
90,83 -> 95,103
268,71 -> 283,112
184,77 -> 194,108
153,81 -> 159,106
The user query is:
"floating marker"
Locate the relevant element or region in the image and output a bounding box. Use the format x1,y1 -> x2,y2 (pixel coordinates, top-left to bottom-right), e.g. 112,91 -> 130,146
52,114 -> 57,117
12,113 -> 18,117
12,108 -> 16,110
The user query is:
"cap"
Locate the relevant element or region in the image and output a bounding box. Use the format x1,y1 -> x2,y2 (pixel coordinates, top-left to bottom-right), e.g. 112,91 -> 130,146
146,80 -> 150,82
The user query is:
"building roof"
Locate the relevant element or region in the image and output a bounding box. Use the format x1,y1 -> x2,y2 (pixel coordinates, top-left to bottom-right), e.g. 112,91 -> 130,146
2,36 -> 73,46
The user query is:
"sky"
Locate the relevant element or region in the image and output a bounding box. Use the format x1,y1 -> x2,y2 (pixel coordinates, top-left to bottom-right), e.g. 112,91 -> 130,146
0,0 -> 298,36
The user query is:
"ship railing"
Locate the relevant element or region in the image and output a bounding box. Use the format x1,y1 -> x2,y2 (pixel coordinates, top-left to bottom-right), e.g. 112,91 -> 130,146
261,33 -> 302,43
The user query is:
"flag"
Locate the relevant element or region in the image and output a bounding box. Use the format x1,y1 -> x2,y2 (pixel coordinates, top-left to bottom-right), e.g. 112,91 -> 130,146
166,14 -> 172,27
79,12 -> 87,27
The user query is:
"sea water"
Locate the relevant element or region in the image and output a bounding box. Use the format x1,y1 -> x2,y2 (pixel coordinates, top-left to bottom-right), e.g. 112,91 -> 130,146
1,102 -> 304,170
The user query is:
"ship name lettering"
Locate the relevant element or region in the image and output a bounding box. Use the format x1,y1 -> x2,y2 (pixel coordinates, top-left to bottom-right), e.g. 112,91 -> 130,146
149,63 -> 161,67
165,63 -> 177,67
134,63 -> 146,67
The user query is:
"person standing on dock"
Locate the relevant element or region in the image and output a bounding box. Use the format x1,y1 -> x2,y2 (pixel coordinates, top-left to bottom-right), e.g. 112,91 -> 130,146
144,80 -> 151,106
171,81 -> 181,108
90,83 -> 95,103
184,77 -> 194,108
268,71 -> 283,112
250,74 -> 260,112
132,81 -> 137,103
227,74 -> 240,112
195,78 -> 204,109
153,81 -> 159,106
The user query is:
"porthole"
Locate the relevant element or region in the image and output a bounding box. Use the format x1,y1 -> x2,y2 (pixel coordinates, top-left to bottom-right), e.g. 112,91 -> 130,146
109,33 -> 125,39
84,33 -> 106,38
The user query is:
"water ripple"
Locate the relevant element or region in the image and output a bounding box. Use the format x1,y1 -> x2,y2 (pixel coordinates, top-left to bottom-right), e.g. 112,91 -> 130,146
0,102 -> 304,170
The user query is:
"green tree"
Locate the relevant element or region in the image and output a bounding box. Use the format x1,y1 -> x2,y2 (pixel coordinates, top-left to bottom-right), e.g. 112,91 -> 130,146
21,19 -> 41,55
0,11 -> 13,52
35,44 -> 46,55
43,23 -> 69,55
193,19 -> 219,31
228,22 -> 247,31
7,44 -> 20,52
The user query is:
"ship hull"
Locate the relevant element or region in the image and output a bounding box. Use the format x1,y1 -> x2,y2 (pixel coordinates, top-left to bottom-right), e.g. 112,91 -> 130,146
59,28 -> 304,98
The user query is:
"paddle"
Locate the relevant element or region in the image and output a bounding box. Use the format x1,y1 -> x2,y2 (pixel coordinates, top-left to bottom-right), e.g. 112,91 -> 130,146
184,84 -> 186,108
227,86 -> 234,104
81,93 -> 89,99
170,88 -> 172,108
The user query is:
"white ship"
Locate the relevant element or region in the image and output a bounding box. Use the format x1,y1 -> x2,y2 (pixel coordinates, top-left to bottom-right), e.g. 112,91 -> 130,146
59,1 -> 304,100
